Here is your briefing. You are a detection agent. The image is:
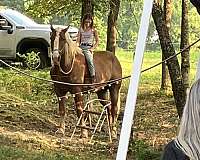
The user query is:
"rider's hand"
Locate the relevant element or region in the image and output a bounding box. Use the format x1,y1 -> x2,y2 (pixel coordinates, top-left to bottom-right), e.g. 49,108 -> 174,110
89,48 -> 94,52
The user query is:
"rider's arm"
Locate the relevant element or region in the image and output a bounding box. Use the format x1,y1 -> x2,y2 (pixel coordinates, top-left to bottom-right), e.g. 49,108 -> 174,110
91,29 -> 99,51
76,31 -> 81,46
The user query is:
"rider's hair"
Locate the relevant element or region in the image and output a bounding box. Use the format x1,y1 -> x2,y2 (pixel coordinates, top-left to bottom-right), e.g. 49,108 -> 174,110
81,13 -> 94,29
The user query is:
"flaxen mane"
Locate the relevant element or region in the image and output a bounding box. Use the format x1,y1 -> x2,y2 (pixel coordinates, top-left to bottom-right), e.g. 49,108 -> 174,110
64,31 -> 82,66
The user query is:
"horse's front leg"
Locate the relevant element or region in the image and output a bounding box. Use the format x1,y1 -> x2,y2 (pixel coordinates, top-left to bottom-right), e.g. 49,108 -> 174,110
55,96 -> 66,135
74,94 -> 88,138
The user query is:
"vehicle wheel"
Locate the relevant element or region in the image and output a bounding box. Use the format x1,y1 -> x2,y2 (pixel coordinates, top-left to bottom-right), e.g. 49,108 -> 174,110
23,48 -> 47,69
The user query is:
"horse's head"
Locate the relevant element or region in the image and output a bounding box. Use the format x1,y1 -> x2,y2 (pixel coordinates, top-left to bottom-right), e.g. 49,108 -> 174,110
50,25 -> 70,66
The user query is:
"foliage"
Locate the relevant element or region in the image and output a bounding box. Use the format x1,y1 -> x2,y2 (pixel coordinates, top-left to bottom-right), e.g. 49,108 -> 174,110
117,0 -> 142,49
0,0 -> 25,12
24,0 -> 82,24
1,0 -> 200,51
169,1 -> 200,49
23,0 -> 111,48
23,0 -> 110,25
94,16 -> 107,49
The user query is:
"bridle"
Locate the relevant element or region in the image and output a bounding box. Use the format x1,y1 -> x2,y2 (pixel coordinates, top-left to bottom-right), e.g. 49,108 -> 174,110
52,46 -> 65,56
52,34 -> 75,75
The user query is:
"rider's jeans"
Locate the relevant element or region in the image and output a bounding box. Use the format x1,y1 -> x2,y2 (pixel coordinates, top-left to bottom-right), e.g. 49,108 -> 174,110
80,45 -> 95,77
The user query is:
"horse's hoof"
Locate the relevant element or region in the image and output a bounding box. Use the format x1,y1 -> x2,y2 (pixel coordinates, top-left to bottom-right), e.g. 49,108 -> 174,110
81,129 -> 88,138
111,132 -> 117,140
111,127 -> 117,139
55,127 -> 65,136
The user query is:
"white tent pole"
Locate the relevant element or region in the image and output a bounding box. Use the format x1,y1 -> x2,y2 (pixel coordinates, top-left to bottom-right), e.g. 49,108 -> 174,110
116,0 -> 154,160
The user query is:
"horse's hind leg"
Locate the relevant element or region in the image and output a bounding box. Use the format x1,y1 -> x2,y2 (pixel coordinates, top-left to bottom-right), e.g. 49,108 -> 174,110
109,84 -> 121,138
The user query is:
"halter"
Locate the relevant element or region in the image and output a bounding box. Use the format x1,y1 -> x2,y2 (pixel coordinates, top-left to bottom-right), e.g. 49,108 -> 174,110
52,44 -> 65,56
52,38 -> 75,75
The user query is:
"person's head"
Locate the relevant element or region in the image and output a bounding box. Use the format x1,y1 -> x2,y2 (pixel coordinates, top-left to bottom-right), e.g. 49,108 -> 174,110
81,13 -> 94,29
176,79 -> 200,159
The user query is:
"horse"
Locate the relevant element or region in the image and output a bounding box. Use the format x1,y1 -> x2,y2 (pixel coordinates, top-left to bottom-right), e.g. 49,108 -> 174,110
50,25 -> 122,138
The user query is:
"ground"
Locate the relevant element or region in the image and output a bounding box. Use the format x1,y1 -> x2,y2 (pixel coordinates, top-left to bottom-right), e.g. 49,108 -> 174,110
0,80 -> 179,159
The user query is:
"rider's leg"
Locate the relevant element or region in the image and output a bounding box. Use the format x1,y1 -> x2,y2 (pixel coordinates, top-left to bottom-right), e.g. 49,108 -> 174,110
81,46 -> 95,82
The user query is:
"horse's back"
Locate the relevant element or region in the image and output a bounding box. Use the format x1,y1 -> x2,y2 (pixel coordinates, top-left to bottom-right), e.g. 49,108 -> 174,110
93,51 -> 122,80
93,51 -> 119,64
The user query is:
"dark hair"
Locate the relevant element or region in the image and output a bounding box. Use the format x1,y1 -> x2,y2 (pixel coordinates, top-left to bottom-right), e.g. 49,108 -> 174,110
81,13 -> 94,29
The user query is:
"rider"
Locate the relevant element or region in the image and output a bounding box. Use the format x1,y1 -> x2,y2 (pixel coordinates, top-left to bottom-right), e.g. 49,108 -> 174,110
76,13 -> 99,83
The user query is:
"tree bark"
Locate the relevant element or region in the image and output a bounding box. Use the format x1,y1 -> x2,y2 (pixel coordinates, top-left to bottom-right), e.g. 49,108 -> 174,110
81,0 -> 94,18
152,2 -> 186,118
161,0 -> 173,90
180,0 -> 190,89
106,0 -> 120,54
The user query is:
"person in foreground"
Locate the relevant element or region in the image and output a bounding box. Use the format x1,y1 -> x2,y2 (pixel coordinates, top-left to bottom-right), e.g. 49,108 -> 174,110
190,0 -> 200,15
162,79 -> 200,160
76,13 -> 99,83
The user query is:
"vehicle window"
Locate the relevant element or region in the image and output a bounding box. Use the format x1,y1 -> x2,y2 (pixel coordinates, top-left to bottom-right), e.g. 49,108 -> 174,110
4,10 -> 37,26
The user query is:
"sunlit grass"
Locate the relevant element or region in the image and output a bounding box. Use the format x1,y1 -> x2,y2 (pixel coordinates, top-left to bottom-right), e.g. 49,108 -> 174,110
116,48 -> 199,87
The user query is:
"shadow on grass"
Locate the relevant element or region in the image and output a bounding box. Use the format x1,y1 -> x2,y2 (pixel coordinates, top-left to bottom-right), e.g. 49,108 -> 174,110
128,140 -> 162,160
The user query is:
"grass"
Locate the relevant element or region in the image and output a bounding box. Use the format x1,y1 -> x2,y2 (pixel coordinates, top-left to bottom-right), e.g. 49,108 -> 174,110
0,145 -> 79,160
0,49 -> 199,159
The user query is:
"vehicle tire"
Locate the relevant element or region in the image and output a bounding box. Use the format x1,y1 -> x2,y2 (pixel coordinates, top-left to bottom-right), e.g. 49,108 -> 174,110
23,48 -> 47,69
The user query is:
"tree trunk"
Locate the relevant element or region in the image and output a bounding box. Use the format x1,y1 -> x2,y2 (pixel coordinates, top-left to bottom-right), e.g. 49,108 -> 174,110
152,2 -> 186,118
106,0 -> 120,54
180,0 -> 190,89
161,0 -> 173,90
81,0 -> 94,18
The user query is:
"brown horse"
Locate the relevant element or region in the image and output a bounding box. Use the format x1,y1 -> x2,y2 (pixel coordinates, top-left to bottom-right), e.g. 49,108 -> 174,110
50,26 -> 122,138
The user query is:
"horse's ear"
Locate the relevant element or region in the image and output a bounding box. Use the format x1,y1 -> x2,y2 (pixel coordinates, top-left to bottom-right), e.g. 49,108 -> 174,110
63,25 -> 70,33
50,24 -> 55,32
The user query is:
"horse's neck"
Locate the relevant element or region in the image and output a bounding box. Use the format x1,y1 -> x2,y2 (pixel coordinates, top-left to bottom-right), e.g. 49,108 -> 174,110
61,43 -> 75,72
61,53 -> 73,70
